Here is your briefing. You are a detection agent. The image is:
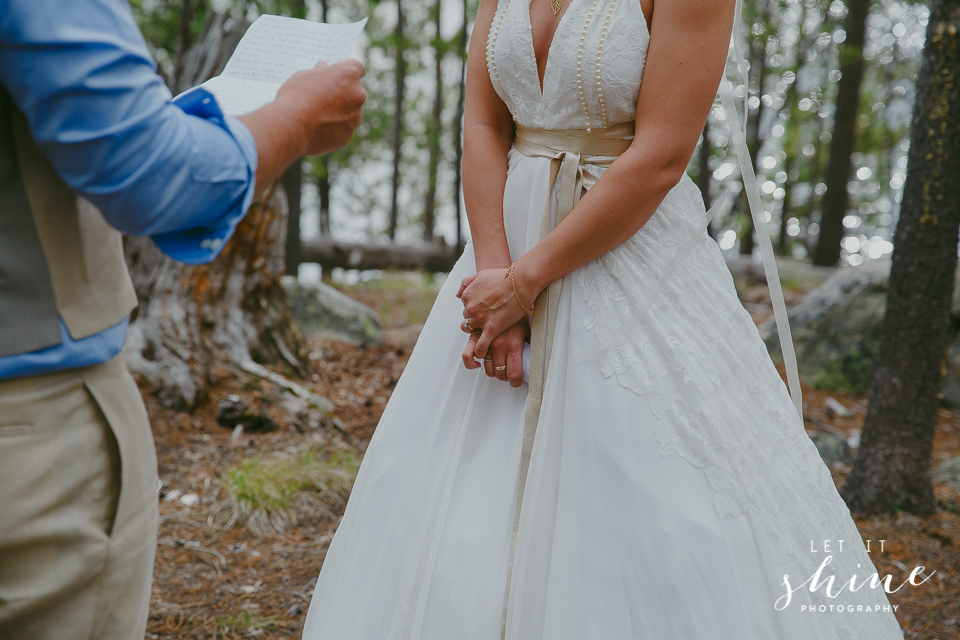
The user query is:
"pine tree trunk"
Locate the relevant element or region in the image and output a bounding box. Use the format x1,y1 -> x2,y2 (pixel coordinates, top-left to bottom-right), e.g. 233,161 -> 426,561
775,76 -> 802,252
317,162 -> 331,236
697,120 -> 712,238
123,13 -> 307,410
173,0 -> 204,83
388,0 -> 407,241
317,0 -> 332,245
802,112 -> 825,256
777,157 -> 795,254
813,0 -> 871,266
172,11 -> 247,95
840,0 -> 960,516
735,0 -> 771,256
125,185 -> 308,410
283,159 -> 303,276
452,0 -> 468,254
423,0 -> 444,243
775,0 -> 814,255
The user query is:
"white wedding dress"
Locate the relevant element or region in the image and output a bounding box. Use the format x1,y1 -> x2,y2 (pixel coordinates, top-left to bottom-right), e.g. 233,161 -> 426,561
301,0 -> 906,638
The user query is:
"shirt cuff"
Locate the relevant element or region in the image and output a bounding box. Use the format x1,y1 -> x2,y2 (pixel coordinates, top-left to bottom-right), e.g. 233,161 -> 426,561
149,87 -> 259,265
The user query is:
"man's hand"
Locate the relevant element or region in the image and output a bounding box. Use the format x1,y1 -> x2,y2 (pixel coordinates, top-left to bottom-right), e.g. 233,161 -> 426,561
461,320 -> 528,388
275,60 -> 367,156
237,60 -> 367,193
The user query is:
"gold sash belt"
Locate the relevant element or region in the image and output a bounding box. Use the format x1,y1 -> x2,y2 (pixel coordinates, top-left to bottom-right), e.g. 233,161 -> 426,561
501,121 -> 635,640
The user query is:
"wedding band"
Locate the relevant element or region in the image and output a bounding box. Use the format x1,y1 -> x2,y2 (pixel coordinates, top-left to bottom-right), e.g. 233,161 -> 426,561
484,356 -> 494,362
495,365 -> 506,371
462,319 -> 474,332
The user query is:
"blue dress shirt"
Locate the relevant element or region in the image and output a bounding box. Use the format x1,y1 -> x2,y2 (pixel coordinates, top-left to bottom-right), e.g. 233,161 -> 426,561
0,0 -> 260,379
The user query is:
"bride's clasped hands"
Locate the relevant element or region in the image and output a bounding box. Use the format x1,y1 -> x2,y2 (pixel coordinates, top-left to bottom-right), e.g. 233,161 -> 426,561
456,261 -> 542,387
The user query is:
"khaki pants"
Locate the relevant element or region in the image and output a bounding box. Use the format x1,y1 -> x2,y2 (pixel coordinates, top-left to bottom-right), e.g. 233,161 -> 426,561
0,355 -> 158,640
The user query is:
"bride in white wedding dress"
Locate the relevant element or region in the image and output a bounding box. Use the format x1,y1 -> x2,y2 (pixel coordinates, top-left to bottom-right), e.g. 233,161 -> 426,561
301,0 -> 907,637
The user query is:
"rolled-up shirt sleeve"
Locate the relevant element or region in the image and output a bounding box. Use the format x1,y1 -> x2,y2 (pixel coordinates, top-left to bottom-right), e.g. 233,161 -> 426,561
0,0 -> 258,265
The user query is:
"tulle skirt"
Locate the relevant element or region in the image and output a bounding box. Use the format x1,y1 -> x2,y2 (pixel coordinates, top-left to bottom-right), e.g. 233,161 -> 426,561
300,150 -> 905,640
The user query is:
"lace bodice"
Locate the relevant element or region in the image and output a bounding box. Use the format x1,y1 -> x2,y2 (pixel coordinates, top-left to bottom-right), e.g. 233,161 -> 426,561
486,0 -> 650,129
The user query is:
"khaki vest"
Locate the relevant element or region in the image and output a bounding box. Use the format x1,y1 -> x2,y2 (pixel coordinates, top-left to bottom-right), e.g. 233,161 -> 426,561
0,87 -> 137,358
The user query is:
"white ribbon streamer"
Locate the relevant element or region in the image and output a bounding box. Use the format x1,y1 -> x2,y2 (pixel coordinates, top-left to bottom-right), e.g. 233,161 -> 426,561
722,0 -> 804,421
718,83 -> 804,420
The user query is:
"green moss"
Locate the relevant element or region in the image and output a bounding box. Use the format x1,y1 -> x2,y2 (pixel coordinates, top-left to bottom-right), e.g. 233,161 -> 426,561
809,351 -> 876,394
358,313 -> 380,341
349,270 -> 440,294
221,447 -> 361,536
341,270 -> 444,327
213,610 -> 282,634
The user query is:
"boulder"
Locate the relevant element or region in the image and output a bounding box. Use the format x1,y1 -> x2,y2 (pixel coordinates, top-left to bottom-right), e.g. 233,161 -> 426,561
933,456 -> 960,490
725,254 -> 834,288
282,276 -> 383,347
215,394 -> 278,433
942,340 -> 960,408
759,259 -> 960,404
806,431 -> 855,468
760,260 -> 891,394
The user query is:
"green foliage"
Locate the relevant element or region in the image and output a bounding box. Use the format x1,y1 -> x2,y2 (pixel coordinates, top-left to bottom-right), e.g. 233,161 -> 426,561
130,0 -> 311,81
213,610 -> 282,635
130,0 -> 925,254
250,0 -> 309,18
700,0 -> 925,263
345,271 -> 443,325
221,447 -> 360,536
808,348 -> 877,394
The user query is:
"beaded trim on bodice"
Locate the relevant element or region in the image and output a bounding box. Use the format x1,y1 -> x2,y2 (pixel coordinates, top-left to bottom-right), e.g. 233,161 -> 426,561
486,0 -> 650,130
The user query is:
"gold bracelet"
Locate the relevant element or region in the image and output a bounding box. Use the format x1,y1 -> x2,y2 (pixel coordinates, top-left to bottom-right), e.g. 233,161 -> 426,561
505,262 -> 535,315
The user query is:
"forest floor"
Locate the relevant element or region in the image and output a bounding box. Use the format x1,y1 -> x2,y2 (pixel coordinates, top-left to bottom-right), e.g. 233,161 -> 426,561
143,272 -> 960,640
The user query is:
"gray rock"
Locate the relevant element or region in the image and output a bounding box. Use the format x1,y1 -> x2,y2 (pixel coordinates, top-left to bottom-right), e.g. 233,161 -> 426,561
942,341 -> 960,407
806,431 -> 854,468
823,396 -> 854,418
216,394 -> 248,425
760,260 -> 891,395
761,258 -> 960,404
725,254 -> 834,288
933,456 -> 960,490
215,393 -> 278,433
282,276 -> 383,347
846,429 -> 861,450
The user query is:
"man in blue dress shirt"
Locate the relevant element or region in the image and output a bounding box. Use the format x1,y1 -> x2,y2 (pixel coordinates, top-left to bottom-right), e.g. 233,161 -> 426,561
0,1 -> 366,638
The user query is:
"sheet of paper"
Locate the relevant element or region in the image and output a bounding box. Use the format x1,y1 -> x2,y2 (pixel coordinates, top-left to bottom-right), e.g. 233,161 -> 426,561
199,76 -> 280,117
183,15 -> 368,116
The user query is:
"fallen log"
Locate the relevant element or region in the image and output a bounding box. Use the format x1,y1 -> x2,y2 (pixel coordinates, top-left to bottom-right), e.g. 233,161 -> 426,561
301,238 -> 834,284
300,238 -> 461,272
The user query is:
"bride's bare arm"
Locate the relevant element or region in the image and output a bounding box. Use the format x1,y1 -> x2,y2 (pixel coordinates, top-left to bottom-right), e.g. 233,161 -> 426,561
462,0 -> 516,272
460,0 -> 735,358
458,0 -> 528,386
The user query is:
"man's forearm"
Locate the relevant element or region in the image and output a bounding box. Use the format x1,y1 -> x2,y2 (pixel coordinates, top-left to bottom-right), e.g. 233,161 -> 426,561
237,100 -> 308,195
0,0 -> 259,239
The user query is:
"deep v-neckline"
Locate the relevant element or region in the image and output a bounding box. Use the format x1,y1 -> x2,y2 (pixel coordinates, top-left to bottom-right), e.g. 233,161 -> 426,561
526,0 -> 577,97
